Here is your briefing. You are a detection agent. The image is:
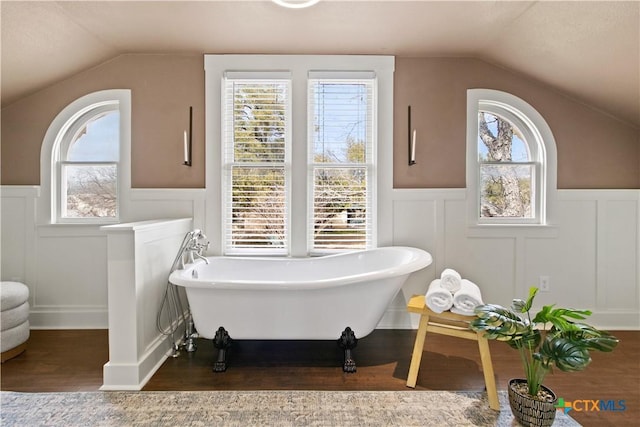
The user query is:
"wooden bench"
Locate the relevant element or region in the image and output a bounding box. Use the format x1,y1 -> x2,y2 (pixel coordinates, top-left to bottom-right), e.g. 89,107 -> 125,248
405,294 -> 500,410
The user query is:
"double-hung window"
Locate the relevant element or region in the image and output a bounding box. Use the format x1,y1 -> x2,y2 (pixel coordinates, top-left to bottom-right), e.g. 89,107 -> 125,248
222,73 -> 291,254
308,73 -> 375,252
210,55 -> 393,256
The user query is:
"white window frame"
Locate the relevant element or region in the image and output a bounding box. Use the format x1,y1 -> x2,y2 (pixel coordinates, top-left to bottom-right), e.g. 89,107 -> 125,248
222,73 -> 292,255
205,55 -> 395,257
466,89 -> 557,230
40,90 -> 131,225
307,72 -> 377,254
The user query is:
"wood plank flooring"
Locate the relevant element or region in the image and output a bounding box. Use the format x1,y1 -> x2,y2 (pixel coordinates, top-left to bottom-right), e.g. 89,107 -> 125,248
1,329 -> 638,426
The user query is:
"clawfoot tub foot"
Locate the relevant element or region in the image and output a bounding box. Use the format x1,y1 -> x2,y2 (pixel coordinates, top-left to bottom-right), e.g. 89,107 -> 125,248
212,326 -> 232,372
337,327 -> 358,373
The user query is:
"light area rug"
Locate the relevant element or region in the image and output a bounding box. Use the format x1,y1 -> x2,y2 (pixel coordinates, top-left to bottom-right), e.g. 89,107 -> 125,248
1,390 -> 580,426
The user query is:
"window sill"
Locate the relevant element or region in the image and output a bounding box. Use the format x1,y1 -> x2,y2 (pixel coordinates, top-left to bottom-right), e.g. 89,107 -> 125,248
466,224 -> 558,239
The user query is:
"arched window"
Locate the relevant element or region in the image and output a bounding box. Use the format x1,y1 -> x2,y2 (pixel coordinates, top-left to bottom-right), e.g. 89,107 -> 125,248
466,89 -> 556,226
41,90 -> 131,224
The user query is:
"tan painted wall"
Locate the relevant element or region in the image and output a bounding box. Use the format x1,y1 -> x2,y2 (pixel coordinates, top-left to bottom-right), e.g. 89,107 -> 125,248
1,55 -> 638,189
1,54 -> 205,188
394,57 -> 639,189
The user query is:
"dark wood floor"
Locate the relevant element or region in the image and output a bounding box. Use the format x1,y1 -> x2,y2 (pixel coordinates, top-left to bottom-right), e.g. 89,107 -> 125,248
1,329 -> 638,426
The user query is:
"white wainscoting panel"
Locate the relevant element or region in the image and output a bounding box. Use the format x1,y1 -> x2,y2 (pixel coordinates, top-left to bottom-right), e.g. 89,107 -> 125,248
1,185 -> 638,336
378,198 -> 437,329
600,199 -> 638,310
557,191 -> 640,327
524,199 -> 598,309
380,188 -> 638,330
0,186 -> 38,287
1,186 -> 207,329
129,189 -> 206,230
444,198 -> 518,308
33,226 -> 108,328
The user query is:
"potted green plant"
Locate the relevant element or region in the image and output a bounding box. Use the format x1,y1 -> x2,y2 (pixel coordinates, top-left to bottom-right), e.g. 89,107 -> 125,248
470,287 -> 619,427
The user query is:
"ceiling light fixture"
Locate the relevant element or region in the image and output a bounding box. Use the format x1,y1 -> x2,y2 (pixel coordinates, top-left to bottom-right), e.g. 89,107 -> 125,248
272,0 -> 321,9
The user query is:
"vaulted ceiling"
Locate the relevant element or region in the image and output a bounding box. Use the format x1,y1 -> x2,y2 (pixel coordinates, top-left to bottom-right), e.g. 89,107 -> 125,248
2,0 -> 639,127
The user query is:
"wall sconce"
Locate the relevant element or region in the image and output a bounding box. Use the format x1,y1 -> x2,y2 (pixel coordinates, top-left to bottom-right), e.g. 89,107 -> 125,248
272,0 -> 321,9
183,106 -> 193,167
408,105 -> 416,166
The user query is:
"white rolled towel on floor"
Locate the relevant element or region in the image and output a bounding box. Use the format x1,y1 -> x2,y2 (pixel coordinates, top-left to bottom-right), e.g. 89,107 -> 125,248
440,268 -> 462,293
451,279 -> 484,316
425,279 -> 453,313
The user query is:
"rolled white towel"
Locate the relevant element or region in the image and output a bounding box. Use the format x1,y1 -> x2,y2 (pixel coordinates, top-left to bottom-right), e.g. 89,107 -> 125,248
425,279 -> 453,313
451,279 -> 483,316
440,268 -> 462,293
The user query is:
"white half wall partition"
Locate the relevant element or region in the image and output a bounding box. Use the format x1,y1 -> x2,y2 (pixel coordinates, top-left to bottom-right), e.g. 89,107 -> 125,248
101,218 -> 192,390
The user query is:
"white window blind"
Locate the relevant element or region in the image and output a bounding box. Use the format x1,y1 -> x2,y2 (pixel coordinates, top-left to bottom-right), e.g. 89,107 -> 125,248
223,77 -> 291,254
308,77 -> 375,252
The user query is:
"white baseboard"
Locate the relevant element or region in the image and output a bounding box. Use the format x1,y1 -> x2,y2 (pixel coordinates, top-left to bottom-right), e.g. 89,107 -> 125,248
587,311 -> 640,331
101,329 -> 179,391
29,308 -> 108,329
376,307 -> 415,330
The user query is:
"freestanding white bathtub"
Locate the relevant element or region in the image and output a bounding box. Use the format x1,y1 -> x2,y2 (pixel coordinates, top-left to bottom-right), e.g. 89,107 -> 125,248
169,246 -> 432,371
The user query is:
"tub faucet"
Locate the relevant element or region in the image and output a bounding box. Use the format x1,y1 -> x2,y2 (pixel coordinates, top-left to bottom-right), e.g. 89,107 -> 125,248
185,230 -> 210,265
174,229 -> 210,270
192,251 -> 209,264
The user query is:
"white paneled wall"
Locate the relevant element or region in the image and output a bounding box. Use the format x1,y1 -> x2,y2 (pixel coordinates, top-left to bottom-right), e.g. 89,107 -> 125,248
1,186 -> 38,287
34,226 -> 109,327
0,186 -> 205,329
382,189 -> 639,330
1,186 -> 638,331
129,189 -> 206,225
